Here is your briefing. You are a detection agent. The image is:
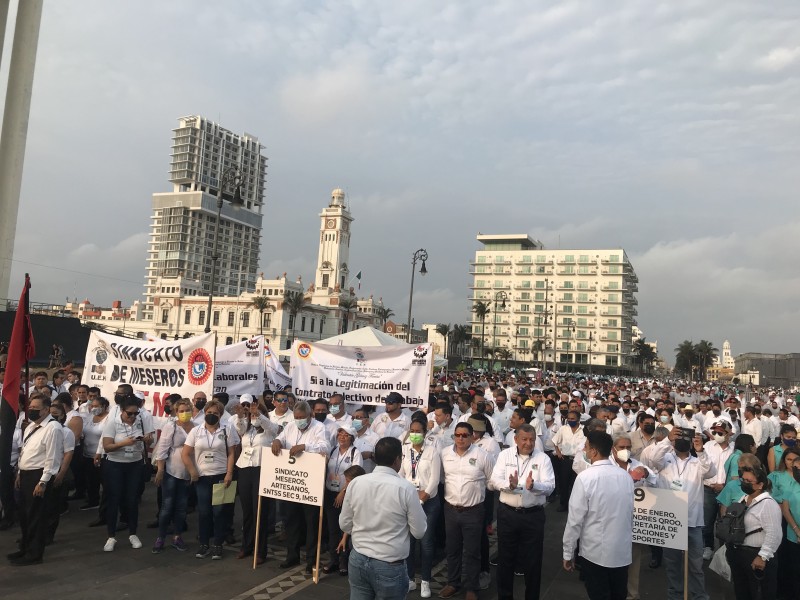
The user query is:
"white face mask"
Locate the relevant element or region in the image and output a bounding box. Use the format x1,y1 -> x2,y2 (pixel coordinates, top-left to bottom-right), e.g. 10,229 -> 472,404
544,413 -> 554,422
712,433 -> 726,444
615,449 -> 630,463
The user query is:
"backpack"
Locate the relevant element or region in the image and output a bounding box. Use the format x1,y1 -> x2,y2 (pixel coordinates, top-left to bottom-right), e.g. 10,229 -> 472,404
715,498 -> 768,545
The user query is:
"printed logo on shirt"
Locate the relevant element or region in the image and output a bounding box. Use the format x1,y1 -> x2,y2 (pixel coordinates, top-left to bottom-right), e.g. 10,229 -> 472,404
469,458 -> 477,466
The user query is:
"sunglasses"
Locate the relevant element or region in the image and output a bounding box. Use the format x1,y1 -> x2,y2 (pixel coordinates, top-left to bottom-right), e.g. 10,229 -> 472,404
453,433 -> 471,438
274,398 -> 288,403
124,410 -> 139,417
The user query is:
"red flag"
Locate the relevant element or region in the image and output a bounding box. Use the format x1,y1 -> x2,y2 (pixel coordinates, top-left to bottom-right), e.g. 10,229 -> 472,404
2,274 -> 35,416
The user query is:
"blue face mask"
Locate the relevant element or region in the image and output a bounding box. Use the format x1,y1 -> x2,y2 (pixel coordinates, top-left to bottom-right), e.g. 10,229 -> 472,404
295,418 -> 308,430
330,404 -> 341,416
352,419 -> 364,432
784,438 -> 797,447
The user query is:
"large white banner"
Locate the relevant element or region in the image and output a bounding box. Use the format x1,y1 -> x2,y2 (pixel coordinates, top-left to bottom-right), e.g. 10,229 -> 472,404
290,341 -> 433,408
264,342 -> 292,391
213,336 -> 264,397
83,331 -> 216,416
632,487 -> 688,551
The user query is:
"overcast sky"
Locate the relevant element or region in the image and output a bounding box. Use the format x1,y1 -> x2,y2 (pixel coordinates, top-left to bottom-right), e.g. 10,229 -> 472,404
3,1 -> 799,363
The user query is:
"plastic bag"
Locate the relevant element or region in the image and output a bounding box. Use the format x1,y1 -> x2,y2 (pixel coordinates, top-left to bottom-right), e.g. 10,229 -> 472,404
708,545 -> 731,582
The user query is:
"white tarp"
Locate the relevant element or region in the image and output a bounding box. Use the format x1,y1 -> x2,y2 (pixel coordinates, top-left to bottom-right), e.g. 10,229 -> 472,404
213,336 -> 264,398
265,342 -> 292,391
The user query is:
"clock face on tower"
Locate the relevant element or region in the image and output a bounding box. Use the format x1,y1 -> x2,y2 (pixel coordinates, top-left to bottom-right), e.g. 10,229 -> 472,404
326,218 -> 336,229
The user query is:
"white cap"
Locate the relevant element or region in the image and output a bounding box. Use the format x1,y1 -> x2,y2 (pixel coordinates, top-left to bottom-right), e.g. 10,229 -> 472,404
239,393 -> 254,404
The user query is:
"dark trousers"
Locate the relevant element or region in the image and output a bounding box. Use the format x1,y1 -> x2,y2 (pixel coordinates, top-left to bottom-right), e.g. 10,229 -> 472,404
104,460 -> 140,537
727,544 -> 777,600
779,540 -> 800,599
239,466 -> 270,558
70,443 -> 85,497
82,455 -> 102,506
285,500 -> 320,566
45,470 -> 73,543
559,456 -> 576,509
158,472 -> 189,538
444,502 -> 484,592
580,557 -> 628,600
195,474 -> 233,546
17,469 -> 57,560
324,488 -> 347,568
702,486 -> 717,548
545,451 -> 559,496
481,491 -> 495,571
496,503 -> 545,600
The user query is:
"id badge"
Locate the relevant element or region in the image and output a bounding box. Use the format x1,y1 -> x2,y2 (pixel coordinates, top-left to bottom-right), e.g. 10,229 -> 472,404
124,446 -> 134,455
202,451 -> 215,464
670,479 -> 684,491
329,478 -> 340,491
242,448 -> 255,460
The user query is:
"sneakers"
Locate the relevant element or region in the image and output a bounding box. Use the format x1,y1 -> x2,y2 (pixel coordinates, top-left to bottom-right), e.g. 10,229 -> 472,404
129,535 -> 142,549
479,571 -> 491,590
211,545 -> 223,560
408,581 -> 417,592
196,544 -> 210,559
103,537 -> 117,552
421,581 -> 431,598
152,537 -> 164,553
172,536 -> 187,551
702,547 -> 713,561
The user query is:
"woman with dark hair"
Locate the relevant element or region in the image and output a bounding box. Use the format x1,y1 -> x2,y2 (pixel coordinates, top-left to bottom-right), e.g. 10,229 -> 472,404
767,424 -> 797,473
716,434 -> 756,509
771,447 -> 800,598
80,396 -> 109,511
725,461 -> 782,599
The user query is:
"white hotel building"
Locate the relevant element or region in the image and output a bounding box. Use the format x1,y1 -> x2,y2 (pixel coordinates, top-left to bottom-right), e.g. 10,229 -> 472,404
469,234 -> 639,374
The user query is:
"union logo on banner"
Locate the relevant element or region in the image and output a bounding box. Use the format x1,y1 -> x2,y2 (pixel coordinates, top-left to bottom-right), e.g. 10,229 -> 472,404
297,343 -> 312,359
188,348 -> 213,385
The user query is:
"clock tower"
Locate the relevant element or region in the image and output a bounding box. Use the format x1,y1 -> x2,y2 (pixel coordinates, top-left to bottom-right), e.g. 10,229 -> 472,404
314,188 -> 353,297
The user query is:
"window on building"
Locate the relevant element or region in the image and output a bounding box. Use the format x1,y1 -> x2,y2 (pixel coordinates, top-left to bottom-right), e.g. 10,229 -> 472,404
228,312 -> 235,327
184,309 -> 191,325
322,274 -> 329,288
213,311 -> 220,326
161,309 -> 169,324
198,310 -> 206,326
241,312 -> 250,328
310,318 -> 315,332
226,337 -> 233,345
288,315 -> 295,330
263,312 -> 271,328
562,293 -> 573,301
606,356 -> 618,366
301,316 -> 306,331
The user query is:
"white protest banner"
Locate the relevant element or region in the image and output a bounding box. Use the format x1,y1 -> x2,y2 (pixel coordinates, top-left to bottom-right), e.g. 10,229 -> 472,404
632,487 -> 688,550
290,341 -> 433,408
264,342 -> 292,391
214,336 -> 264,397
258,449 -> 325,506
83,330 -> 215,416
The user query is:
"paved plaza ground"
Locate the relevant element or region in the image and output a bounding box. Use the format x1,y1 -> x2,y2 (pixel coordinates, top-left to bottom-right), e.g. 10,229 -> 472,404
0,484 -> 733,600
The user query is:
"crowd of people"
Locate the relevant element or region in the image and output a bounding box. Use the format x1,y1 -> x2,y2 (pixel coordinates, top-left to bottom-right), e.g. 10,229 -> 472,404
2,368 -> 800,600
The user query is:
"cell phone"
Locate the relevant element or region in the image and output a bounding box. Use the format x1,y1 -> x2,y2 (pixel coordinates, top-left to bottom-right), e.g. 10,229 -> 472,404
136,436 -> 144,441
678,427 -> 695,442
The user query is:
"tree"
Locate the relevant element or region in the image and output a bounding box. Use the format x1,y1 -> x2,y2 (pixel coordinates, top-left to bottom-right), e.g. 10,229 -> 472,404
338,297 -> 358,334
498,347 -> 513,370
451,324 -> 470,358
435,323 -> 451,358
674,340 -> 697,378
374,305 -> 395,329
248,295 -> 272,336
283,290 -> 305,343
633,338 -> 658,376
473,301 -> 491,371
532,339 -> 545,370
694,340 -> 718,381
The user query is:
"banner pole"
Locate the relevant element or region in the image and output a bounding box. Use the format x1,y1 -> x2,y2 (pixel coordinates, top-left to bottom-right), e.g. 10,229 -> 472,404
314,504 -> 324,583
252,496 -> 262,570
683,549 -> 688,600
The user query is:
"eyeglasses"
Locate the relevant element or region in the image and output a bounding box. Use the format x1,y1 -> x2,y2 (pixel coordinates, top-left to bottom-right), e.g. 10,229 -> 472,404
241,402 -> 251,407
453,433 -> 471,438
274,399 -> 288,403
124,410 -> 139,417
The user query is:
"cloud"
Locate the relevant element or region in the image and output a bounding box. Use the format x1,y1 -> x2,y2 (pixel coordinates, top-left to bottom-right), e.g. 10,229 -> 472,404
756,46 -> 800,71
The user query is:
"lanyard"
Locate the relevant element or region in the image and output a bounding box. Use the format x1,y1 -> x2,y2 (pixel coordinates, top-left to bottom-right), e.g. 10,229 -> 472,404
295,427 -> 309,446
204,426 -> 218,450
410,447 -> 424,480
516,453 -> 532,479
675,455 -> 692,479
333,447 -> 350,476
248,428 -> 258,447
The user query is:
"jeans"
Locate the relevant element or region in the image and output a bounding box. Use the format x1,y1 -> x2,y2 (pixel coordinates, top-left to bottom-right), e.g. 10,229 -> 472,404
195,474 -> 233,546
158,472 -> 189,538
444,502 -> 484,592
702,486 -> 717,548
349,548 -> 409,600
104,460 -> 141,538
664,526 -> 708,600
407,495 -> 441,581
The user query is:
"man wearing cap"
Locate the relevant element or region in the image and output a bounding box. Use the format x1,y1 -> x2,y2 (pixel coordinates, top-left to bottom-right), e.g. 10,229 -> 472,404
700,421 -> 733,560
489,423 -> 554,600
371,392 -> 410,440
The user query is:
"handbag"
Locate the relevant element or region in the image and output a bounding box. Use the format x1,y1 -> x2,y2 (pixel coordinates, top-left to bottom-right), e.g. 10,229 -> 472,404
708,545 -> 731,582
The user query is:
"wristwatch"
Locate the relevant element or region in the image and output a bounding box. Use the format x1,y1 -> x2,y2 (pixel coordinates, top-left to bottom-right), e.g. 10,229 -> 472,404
38,481 -> 47,487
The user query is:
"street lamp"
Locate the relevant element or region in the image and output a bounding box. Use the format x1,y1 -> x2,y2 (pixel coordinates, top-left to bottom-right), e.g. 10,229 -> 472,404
568,320 -> 576,373
491,291 -> 507,370
405,249 -> 428,342
588,331 -> 595,375
205,166 -> 243,334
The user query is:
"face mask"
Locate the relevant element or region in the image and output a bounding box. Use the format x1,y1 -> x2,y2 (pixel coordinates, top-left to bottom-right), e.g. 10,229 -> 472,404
623,409 -> 630,415
712,433 -> 726,444
178,411 -> 192,423
582,451 -> 592,464
567,420 -> 579,427
330,404 -> 341,416
793,466 -> 800,485
163,405 -> 172,415
27,409 -> 41,421
784,438 -> 797,447
91,407 -> 103,417
295,418 -> 308,430
729,410 -> 737,418
684,412 -> 693,418
409,433 -> 424,445
352,419 -> 364,432
544,413 -> 554,422
659,415 -> 670,424
560,409 -> 568,417
314,413 -> 327,423
740,481 -> 756,495
712,409 -> 721,416
204,413 -> 220,426
194,399 -> 207,411
674,439 -> 691,453
615,449 -> 630,463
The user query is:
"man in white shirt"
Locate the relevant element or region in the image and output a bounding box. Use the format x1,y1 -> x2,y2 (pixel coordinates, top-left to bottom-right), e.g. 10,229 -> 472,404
489,424 -> 554,600
492,389 -> 513,438
743,405 -> 763,454
371,393 -> 410,440
562,431 -> 634,599
325,393 -> 353,443
429,403 -> 457,448
438,423 -> 496,600
700,421 -> 734,560
340,436 -> 427,600
551,410 -> 584,512
351,409 -> 379,473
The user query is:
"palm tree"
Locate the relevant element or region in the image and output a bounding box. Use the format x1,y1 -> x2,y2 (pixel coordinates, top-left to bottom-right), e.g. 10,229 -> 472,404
498,347 -> 513,370
633,338 -> 658,376
435,323 -> 451,358
473,301 -> 491,370
248,295 -> 272,336
283,290 -> 305,343
532,339 -> 545,370
694,340 -> 718,381
451,324 -> 470,358
674,340 -> 697,378
338,297 -> 358,334
374,305 -> 395,330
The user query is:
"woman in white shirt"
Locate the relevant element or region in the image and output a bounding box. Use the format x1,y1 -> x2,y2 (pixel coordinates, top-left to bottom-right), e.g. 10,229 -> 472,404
725,463 -> 782,599
182,399 -> 238,560
399,414 -> 442,598
79,396 -> 109,511
235,398 -> 279,564
152,398 -> 195,553
101,395 -> 153,552
322,423 -> 363,576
